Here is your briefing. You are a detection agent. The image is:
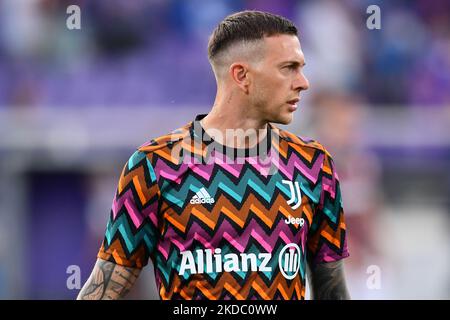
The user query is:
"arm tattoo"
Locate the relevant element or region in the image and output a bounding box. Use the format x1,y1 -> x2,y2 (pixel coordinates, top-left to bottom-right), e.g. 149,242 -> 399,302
308,260 -> 350,300
77,259 -> 141,300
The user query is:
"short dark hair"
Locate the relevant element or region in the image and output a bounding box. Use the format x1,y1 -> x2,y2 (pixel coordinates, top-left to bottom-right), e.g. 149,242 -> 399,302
208,10 -> 298,61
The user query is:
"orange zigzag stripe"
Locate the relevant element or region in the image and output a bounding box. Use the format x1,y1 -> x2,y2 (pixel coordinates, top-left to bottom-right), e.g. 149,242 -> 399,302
164,192 -> 315,232
117,162 -> 160,206
161,271 -> 304,300
97,239 -> 148,269
307,211 -> 346,253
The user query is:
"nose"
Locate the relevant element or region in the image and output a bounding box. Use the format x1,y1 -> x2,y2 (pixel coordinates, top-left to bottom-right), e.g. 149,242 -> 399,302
292,72 -> 310,92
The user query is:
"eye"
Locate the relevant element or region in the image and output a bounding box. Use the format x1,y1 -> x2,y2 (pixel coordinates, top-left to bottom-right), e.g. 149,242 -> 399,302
283,64 -> 299,72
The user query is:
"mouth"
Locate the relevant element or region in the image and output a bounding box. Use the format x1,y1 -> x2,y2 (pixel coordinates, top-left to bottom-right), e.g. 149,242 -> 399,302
286,98 -> 300,111
287,98 -> 300,105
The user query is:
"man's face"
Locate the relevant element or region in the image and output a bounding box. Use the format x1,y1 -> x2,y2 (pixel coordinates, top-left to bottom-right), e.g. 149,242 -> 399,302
248,34 -> 309,124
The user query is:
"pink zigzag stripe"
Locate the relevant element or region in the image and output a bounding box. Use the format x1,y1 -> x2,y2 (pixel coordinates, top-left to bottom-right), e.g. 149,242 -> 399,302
223,232 -> 246,252
155,158 -> 220,183
216,161 -> 243,178
276,162 -> 292,180
152,144 -> 324,183
154,159 -> 187,184
160,170 -> 183,184
171,238 -> 187,252
193,232 -> 214,250
313,239 -> 349,265
250,229 -> 272,252
142,202 -> 159,227
154,150 -> 323,184
322,180 -> 336,200
112,189 -> 158,228
209,150 -> 276,178
245,157 -> 274,177
279,231 -> 292,247
189,163 -> 214,181
124,198 -> 143,228
157,243 -> 169,260
159,218 -> 302,259
112,189 -> 136,219
275,152 -> 324,184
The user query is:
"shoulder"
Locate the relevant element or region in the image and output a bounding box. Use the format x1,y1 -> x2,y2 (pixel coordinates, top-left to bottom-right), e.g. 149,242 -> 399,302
271,124 -> 332,157
119,122 -> 192,172
270,124 -> 337,176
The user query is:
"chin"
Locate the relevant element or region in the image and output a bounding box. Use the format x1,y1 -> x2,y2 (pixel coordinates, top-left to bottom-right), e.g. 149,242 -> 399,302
270,113 -> 293,125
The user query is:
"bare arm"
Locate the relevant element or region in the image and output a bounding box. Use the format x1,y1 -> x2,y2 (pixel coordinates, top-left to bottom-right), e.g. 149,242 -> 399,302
77,258 -> 141,300
307,260 -> 350,300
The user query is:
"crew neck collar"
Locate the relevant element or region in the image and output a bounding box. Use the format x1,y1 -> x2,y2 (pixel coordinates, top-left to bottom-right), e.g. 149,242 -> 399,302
190,114 -> 272,159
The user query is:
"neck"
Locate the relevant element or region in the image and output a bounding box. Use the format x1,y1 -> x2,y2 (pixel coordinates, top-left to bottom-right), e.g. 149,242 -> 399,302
200,91 -> 269,149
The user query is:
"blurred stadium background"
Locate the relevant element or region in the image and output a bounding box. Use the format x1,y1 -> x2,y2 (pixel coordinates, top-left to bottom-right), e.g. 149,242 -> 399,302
0,0 -> 449,299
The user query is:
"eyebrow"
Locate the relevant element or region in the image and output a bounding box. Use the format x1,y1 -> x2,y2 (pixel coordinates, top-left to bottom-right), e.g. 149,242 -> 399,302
278,60 -> 306,68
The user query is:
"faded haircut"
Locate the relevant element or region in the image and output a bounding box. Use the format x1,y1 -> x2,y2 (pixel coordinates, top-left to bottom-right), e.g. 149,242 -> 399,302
207,11 -> 298,77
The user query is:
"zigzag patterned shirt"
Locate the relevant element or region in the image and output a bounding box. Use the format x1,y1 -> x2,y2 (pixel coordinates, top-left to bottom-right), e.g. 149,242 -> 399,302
98,114 -> 349,300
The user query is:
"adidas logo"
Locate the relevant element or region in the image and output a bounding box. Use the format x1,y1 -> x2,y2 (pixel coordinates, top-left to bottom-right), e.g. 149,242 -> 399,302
190,187 -> 215,204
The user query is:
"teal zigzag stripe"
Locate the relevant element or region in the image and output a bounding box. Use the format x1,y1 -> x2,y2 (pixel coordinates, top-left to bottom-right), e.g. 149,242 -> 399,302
105,214 -> 158,255
161,169 -> 322,208
126,150 -> 157,183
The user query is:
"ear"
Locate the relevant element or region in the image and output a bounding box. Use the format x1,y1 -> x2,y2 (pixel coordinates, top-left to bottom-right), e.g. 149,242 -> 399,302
229,62 -> 250,93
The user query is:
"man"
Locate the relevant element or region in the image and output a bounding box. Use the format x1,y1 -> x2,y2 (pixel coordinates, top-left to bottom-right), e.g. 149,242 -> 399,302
78,10 -> 350,300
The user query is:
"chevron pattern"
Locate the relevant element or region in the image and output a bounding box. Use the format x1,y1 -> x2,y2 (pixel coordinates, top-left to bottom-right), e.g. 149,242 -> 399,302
98,115 -> 349,300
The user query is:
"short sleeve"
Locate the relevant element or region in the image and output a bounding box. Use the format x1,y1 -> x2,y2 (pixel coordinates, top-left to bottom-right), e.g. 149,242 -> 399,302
97,150 -> 160,269
306,151 -> 349,266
